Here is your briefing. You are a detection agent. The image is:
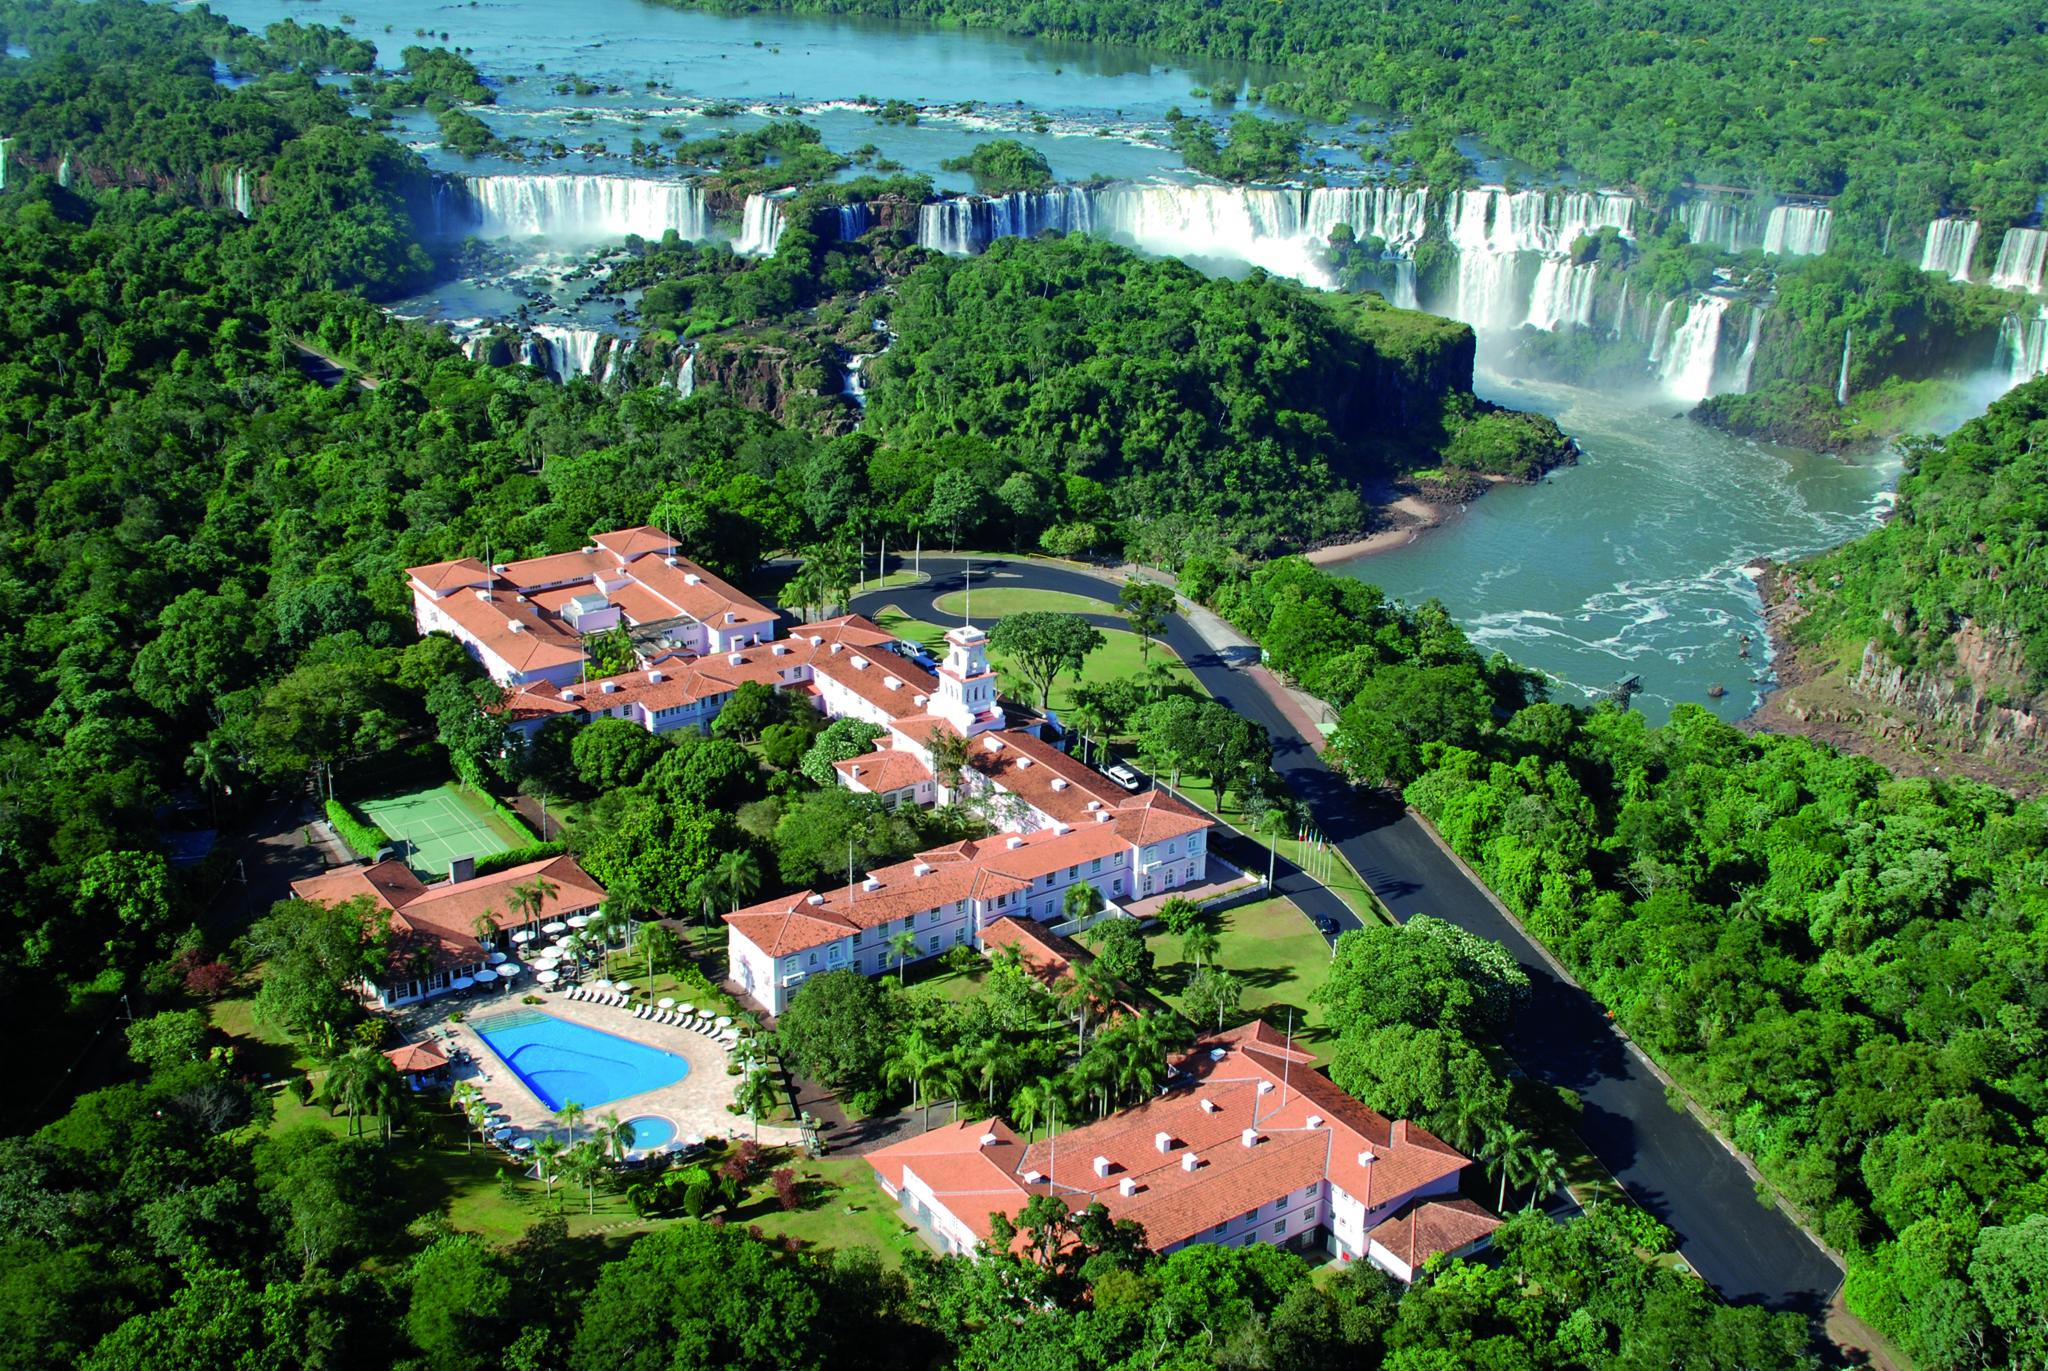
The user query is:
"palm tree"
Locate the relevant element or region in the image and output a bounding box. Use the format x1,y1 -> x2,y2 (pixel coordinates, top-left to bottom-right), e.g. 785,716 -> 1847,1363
1520,1146 -> 1569,1211
1009,1076 -> 1060,1143
887,928 -> 920,984
1482,1123 -> 1545,1212
736,1066 -> 777,1141
716,849 -> 763,913
1181,925 -> 1220,970
471,908 -> 500,960
533,1137 -> 568,1210
686,872 -> 720,930
883,1029 -> 959,1132
1062,957 -> 1119,1051
1073,1041 -> 1120,1119
555,1098 -> 586,1145
321,1047 -> 384,1138
563,1140 -> 607,1216
593,1112 -> 634,1163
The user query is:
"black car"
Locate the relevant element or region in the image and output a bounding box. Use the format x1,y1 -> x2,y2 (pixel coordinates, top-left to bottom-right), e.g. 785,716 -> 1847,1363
1313,915 -> 1340,935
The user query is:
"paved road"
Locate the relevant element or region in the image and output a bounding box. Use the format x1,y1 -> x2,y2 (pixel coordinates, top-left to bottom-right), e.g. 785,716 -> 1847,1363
852,556 -> 1843,1314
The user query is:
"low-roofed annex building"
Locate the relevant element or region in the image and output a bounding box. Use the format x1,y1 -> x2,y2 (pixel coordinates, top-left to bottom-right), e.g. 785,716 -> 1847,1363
868,1022 -> 1502,1280
290,853 -> 607,1006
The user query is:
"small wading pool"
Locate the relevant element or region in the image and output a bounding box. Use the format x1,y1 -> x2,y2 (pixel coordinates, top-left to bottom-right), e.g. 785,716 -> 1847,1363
474,1010 -> 690,1111
623,1115 -> 676,1152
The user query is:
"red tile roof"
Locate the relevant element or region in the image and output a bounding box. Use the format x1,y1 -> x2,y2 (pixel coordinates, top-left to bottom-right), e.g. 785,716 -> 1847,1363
594,525 -> 680,560
809,643 -> 941,722
980,915 -> 1090,986
836,747 -> 932,794
383,1041 -> 450,1073
1366,1198 -> 1502,1271
964,731 -> 1127,825
290,854 -> 608,975
426,588 -> 586,675
1111,789 -> 1210,845
409,558 -> 492,593
868,1023 -> 1477,1255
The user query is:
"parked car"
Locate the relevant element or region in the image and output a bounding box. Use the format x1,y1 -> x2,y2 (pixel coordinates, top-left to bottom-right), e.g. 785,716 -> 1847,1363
1313,915 -> 1340,935
1103,763 -> 1143,792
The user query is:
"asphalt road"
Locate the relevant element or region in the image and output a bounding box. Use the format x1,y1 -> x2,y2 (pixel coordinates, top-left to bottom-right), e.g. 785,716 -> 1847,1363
851,555 -> 1843,1314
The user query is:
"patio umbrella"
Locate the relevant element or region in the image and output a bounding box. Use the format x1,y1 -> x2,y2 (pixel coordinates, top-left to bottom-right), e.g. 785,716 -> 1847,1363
535,969 -> 559,985
511,930 -> 534,944
493,1126 -> 515,1140
451,976 -> 475,990
676,1004 -> 694,1016
592,979 -> 614,991
657,997 -> 676,1009
488,951 -> 507,964
714,1015 -> 733,1028
543,921 -> 567,935
613,981 -> 634,994
566,915 -> 591,928
512,1137 -> 534,1152
499,962 -> 522,977
473,968 -> 498,984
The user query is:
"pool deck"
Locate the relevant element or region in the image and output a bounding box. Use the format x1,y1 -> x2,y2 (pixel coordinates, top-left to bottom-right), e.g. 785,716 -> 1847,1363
429,992 -> 800,1150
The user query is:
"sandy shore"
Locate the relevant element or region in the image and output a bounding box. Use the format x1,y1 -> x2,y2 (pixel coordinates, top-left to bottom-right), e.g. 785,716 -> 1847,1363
1304,495 -> 1450,565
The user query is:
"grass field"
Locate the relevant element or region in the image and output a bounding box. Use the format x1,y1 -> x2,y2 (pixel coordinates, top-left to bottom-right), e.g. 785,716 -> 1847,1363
931,587 -> 1112,618
1145,897 -> 1337,1058
359,782 -> 524,879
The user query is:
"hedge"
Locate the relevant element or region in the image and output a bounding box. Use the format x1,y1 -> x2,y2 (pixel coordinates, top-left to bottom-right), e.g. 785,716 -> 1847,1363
324,798 -> 389,859
474,841 -> 568,876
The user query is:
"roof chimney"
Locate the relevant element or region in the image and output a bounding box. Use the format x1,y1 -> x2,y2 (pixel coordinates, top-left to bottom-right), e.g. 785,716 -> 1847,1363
883,675 -> 901,690
806,893 -> 826,906
1200,1098 -> 1219,1113
1005,836 -> 1025,849
809,634 -> 824,646
684,572 -> 702,585
1241,1128 -> 1259,1148
1118,1177 -> 1138,1198
914,863 -> 934,877
1154,1131 -> 1173,1154
1051,778 -> 1069,791
914,694 -> 928,706
1086,800 -> 1101,811
1257,1081 -> 1274,1095
450,855 -> 476,884
983,736 -> 1003,752
851,655 -> 869,670
1358,1149 -> 1377,1167
1054,823 -> 1073,835
600,680 -> 617,693
773,644 -> 790,656
849,765 -> 862,778
663,555 -> 680,567
647,670 -> 665,683
1091,1155 -> 1111,1178
1023,1170 -> 1043,1184
980,1132 -> 999,1147
728,651 -> 744,665
1095,811 -> 1113,823
474,590 -> 492,602
507,620 -> 525,634
1305,1114 -> 1324,1130
1182,1152 -> 1200,1172
862,876 -> 882,892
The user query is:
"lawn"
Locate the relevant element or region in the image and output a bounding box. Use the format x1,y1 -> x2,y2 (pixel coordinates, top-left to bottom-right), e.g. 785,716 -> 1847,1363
870,604 -> 951,655
1145,897 -> 1337,1058
931,587 -> 1112,619
1162,773 -> 1391,926
993,626 -> 1203,720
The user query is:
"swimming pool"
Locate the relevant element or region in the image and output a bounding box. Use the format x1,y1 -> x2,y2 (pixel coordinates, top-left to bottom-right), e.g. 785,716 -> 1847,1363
623,1115 -> 676,1152
473,1010 -> 690,1111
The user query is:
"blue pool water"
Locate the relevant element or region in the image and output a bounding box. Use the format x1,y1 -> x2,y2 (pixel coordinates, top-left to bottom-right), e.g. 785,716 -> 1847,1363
624,1115 -> 677,1152
474,1011 -> 690,1110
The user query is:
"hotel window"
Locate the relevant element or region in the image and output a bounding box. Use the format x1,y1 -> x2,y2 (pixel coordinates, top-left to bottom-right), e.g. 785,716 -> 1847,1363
1168,842 -> 1177,855
953,927 -> 966,945
1273,1219 -> 1287,1236
1067,866 -> 1078,879
1212,1221 -> 1227,1235
955,900 -> 967,915
927,935 -> 939,953
808,952 -> 819,966
1303,1206 -> 1317,1222
1091,858 -> 1103,874
851,932 -> 862,947
1276,1192 -> 1289,1210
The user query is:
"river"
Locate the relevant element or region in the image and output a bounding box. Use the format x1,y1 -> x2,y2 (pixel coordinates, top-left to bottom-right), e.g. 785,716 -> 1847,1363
1335,375 -> 1899,725
204,0 -> 1903,718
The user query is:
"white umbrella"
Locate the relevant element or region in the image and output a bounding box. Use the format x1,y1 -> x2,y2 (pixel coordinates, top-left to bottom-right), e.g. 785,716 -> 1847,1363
543,921 -> 567,935
535,969 -> 559,985
451,976 -> 476,990
488,951 -> 507,964
613,981 -> 634,993
492,1126 -> 515,1139
512,1137 -> 534,1152
658,997 -> 676,1009
474,968 -> 498,984
714,1015 -> 733,1028
592,979 -> 614,991
499,962 -> 522,977
567,915 -> 591,928
676,1004 -> 694,1017
512,930 -> 534,944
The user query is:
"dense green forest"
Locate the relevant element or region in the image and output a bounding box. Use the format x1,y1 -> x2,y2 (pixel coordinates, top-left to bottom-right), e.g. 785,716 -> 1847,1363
1174,550 -> 2048,1368
671,0 -> 2048,240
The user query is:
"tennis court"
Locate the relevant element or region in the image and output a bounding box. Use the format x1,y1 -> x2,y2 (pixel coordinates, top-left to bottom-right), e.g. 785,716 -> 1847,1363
357,783 -> 524,879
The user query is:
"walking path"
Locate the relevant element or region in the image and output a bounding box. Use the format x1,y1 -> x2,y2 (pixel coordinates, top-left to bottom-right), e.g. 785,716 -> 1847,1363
852,554 -> 1843,1315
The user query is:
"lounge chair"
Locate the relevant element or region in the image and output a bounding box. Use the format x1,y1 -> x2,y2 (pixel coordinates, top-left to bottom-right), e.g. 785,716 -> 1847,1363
665,1012 -> 681,1026
611,994 -> 626,1008
566,987 -> 581,1001
634,1005 -> 647,1019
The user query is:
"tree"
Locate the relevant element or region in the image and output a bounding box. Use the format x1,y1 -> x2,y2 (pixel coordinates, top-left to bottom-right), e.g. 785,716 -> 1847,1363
582,627 -> 637,677
242,896 -> 380,1052
1481,1123 -> 1547,1213
887,928 -> 920,984
77,850 -> 178,964
427,675 -> 510,787
799,718 -> 887,788
533,1137 -> 567,1210
555,1099 -> 586,1145
1063,880 -> 1102,927
1328,1024 -> 1513,1154
1971,1215 -> 2048,1369
562,1140 -> 607,1216
1182,966 -> 1244,1030
1134,696 -> 1268,796
320,1046 -> 401,1140
928,468 -> 986,548
1118,579 -> 1176,665
710,680 -> 780,741
1155,896 -> 1205,937
1315,917 -> 1530,1041
570,1224 -> 828,1371
924,724 -> 970,792
736,1067 -> 777,1140
987,612 -> 1105,711
1180,924 -> 1220,970
1084,917 -> 1153,991
570,719 -> 664,792
775,969 -> 888,1092
125,1009 -> 209,1075
884,1028 -> 961,1132
405,1234 -> 513,1371
715,849 -> 763,912
1330,664 -> 1492,788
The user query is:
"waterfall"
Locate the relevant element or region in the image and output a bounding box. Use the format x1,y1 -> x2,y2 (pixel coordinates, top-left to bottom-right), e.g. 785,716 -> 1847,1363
437,174 -> 712,242
834,203 -> 873,241
1731,306 -> 1765,393
1995,307 -> 2048,388
1991,228 -> 2048,295
1678,199 -> 1766,253
1835,331 -> 1853,406
1301,185 -> 1430,251
1525,260 -> 1598,331
842,353 -> 870,407
531,325 -> 606,383
1762,204 -> 1832,256
1919,218 -> 1979,282
668,349 -> 696,397
1657,295 -> 1729,403
917,187 -> 1096,255
56,152 -> 73,188
1390,260 -> 1419,310
1611,277 -> 1630,339
735,189 -> 793,257
0,136 -> 11,192
1647,300 -> 1677,364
